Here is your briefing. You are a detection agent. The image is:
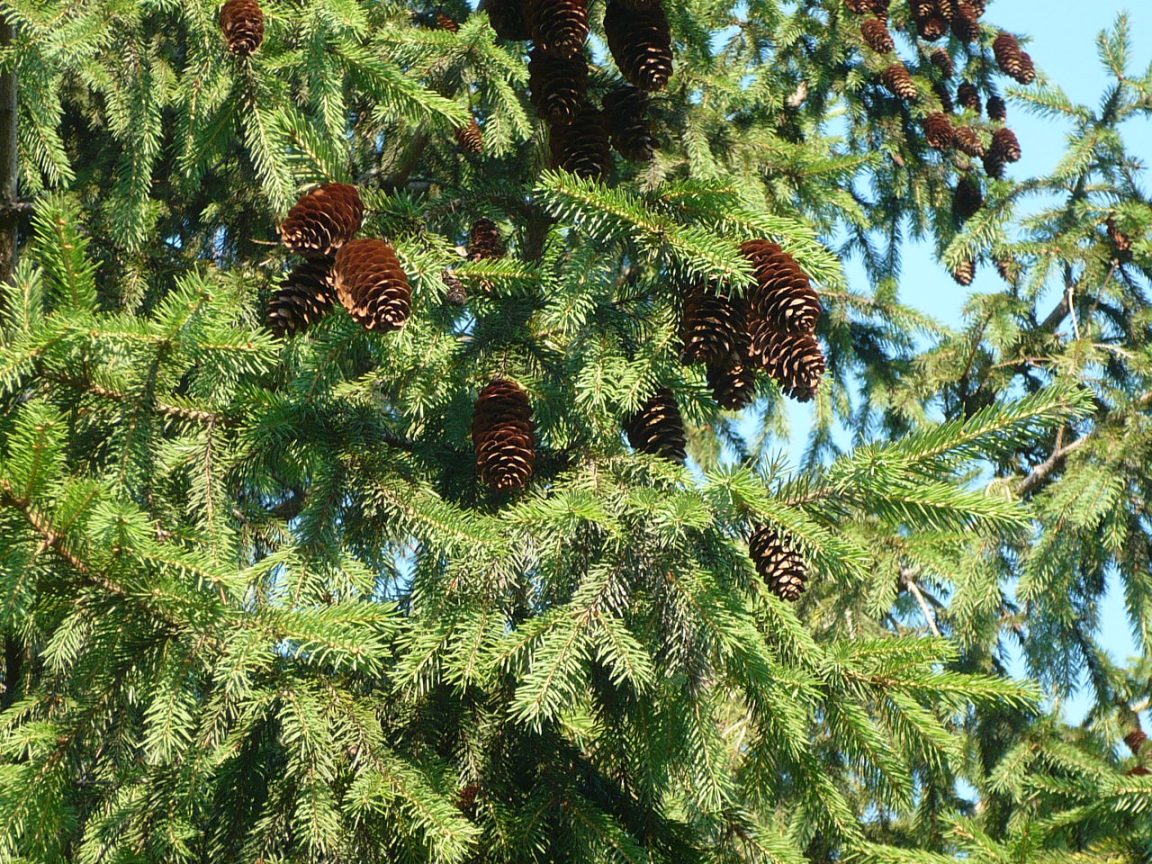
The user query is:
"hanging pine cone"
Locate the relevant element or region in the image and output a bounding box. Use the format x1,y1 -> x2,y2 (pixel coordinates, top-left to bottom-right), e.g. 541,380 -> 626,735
333,239 -> 412,333
990,127 -> 1021,162
707,334 -> 757,411
455,118 -> 484,154
457,784 -> 481,814
911,0 -> 950,41
987,95 -> 1007,121
442,270 -> 468,306
995,256 -> 1020,285
953,125 -> 985,157
528,48 -> 589,124
741,240 -> 822,335
435,11 -> 460,31
483,0 -> 531,40
923,112 -> 954,150
861,18 -> 894,53
603,85 -> 656,162
1128,765 -> 1151,776
881,64 -> 918,101
953,176 -> 983,224
950,1 -> 981,42
473,379 -> 536,491
280,184 -> 364,258
951,259 -> 975,286
679,284 -> 746,365
749,526 -> 809,602
625,389 -> 687,463
930,48 -> 955,79
1106,216 -> 1133,262
267,258 -> 335,338
219,0 -> 265,57
549,106 -> 613,180
604,0 -> 674,93
1125,730 -> 1148,755
993,32 -> 1036,84
869,0 -> 890,15
933,81 -> 954,113
956,82 -> 981,114
755,330 -> 825,402
845,0 -> 870,12
526,0 -> 589,58
468,219 -> 506,262
982,149 -> 1006,179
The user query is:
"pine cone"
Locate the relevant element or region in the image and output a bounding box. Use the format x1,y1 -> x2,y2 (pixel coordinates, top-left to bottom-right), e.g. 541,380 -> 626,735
549,106 -> 613,180
930,48 -> 955,79
219,0 -> 265,57
280,184 -> 364,258
982,149 -> 1006,179
741,240 -> 823,334
953,125 -> 985,157
953,175 -> 983,224
455,118 -> 484,154
1127,765 -> 1151,776
604,0 -> 674,93
933,81 -> 955,113
950,1 -> 981,42
436,11 -> 461,31
333,238 -> 412,333
528,48 -> 589,124
625,389 -> 686,463
442,270 -> 468,306
679,284 -> 746,365
923,112 -> 954,150
995,256 -> 1020,285
914,6 -> 949,41
457,784 -> 481,813
1107,216 -> 1133,262
707,335 -> 757,411
1125,729 -> 1148,755
267,258 -> 335,337
472,379 -> 536,490
755,330 -> 825,402
881,64 -> 918,101
861,18 -> 894,53
526,0 -> 589,58
845,0 -> 870,12
468,219 -> 506,261
956,82 -> 981,114
993,32 -> 1036,84
987,95 -> 1007,121
483,0 -> 531,40
990,127 -> 1021,162
749,526 -> 809,602
951,259 -> 975,286
869,0 -> 890,15
603,85 -> 656,162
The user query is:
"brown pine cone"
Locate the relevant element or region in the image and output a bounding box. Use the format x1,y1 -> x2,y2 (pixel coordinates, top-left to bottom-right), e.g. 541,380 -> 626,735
526,0 -> 589,58
473,379 -> 536,491
741,241 -> 822,335
549,106 -> 613,180
914,7 -> 949,41
219,0 -> 265,57
923,112 -> 954,149
869,0 -> 890,14
435,11 -> 460,31
1127,765 -> 1151,776
990,126 -> 1021,162
953,175 -> 983,224
528,48 -> 589,125
754,330 -> 826,402
957,81 -> 981,114
950,1 -> 981,42
861,18 -> 894,53
707,333 -> 757,411
483,0 -> 531,39
982,149 -> 1006,179
442,269 -> 468,306
987,95 -> 1007,121
280,184 -> 364,258
749,526 -> 809,602
993,32 -> 1036,84
930,49 -> 955,80
953,125 -> 986,157
333,239 -> 412,333
604,0 -> 674,93
267,258 -> 335,338
1107,216 -> 1134,262
951,259 -> 975,286
933,81 -> 955,113
845,0 -> 870,12
995,256 -> 1020,285
679,284 -> 747,365
1124,729 -> 1148,755
455,118 -> 484,154
882,64 -> 918,101
625,388 -> 687,463
603,85 -> 656,162
468,218 -> 506,261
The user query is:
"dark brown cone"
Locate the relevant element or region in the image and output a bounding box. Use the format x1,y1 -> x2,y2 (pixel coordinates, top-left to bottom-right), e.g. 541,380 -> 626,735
1125,729 -> 1148,755
951,259 -> 975,286
1127,765 -> 1151,776
987,95 -> 1007,121
950,1 -> 981,42
528,48 -> 589,125
483,0 -> 531,39
219,0 -> 265,57
995,256 -> 1020,285
457,784 -> 481,813
845,0 -> 870,12
982,149 -> 1006,179
953,176 -> 983,224
436,11 -> 460,31
604,0 -> 674,93
923,112 -> 954,150
953,125 -> 986,157
280,184 -> 364,258
267,258 -> 335,337
990,127 -> 1021,162
707,331 -> 757,410
549,106 -> 613,180
468,219 -> 506,261
472,379 -> 536,491
881,64 -> 918,101
603,85 -> 656,162
1107,216 -> 1134,262
933,81 -> 955,113
957,82 -> 981,114
861,18 -> 894,53
754,330 -> 825,402
993,32 -> 1036,84
333,239 -> 412,333
625,389 -> 687,463
455,118 -> 484,154
679,284 -> 746,365
442,270 -> 468,306
749,526 -> 809,602
740,240 -> 823,334
526,0 -> 589,58
916,13 -> 949,41
930,49 -> 955,80
868,0 -> 890,14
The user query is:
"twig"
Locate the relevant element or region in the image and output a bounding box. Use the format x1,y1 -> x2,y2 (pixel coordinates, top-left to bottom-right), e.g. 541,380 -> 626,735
900,568 -> 942,637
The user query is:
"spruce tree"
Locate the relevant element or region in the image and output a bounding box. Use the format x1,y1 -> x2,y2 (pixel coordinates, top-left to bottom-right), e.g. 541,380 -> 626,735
0,0 -> 1148,862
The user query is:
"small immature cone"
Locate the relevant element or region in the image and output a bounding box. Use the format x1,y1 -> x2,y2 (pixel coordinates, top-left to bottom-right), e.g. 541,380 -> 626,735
549,106 -> 613,180
625,388 -> 687,464
860,18 -> 894,53
993,32 -> 1036,84
604,0 -> 674,92
455,118 -> 484,154
472,378 -> 536,491
755,330 -> 826,402
990,127 -> 1021,163
526,0 -> 589,59
953,125 -> 986,157
333,239 -> 412,333
528,48 -> 589,125
953,175 -> 983,224
923,112 -> 954,150
881,64 -> 918,101
468,219 -> 506,262
483,0 -> 531,40
267,258 -> 335,338
950,259 -> 975,286
280,183 -> 364,258
987,95 -> 1007,121
219,0 -> 265,57
679,284 -> 747,365
749,526 -> 809,602
957,81 -> 981,115
603,85 -> 656,162
740,240 -> 823,335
